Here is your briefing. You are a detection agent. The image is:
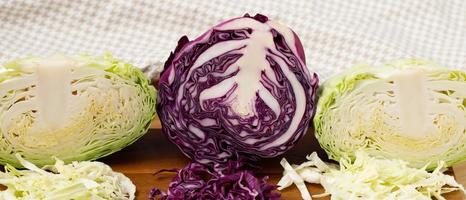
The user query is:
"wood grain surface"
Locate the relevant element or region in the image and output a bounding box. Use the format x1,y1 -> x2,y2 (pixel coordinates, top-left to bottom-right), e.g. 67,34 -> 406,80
100,123 -> 466,200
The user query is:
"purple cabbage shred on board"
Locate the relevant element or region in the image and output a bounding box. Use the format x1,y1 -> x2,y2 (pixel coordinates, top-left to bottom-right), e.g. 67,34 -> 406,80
155,13 -> 318,199
149,162 -> 280,200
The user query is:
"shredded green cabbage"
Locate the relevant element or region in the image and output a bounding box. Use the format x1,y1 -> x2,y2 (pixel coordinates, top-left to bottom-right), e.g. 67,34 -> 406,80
0,154 -> 135,200
278,151 -> 465,200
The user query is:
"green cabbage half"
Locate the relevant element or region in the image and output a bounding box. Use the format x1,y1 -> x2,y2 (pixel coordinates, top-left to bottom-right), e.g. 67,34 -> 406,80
0,54 -> 156,167
314,59 -> 465,170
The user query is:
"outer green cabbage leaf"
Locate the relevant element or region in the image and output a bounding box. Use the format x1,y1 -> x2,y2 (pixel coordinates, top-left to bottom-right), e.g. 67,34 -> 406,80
0,154 -> 135,200
0,54 -> 156,167
314,59 -> 466,170
278,151 -> 465,200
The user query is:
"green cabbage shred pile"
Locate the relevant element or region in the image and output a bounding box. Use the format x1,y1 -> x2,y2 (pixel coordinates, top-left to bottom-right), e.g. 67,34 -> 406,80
278,151 -> 465,200
0,154 -> 135,200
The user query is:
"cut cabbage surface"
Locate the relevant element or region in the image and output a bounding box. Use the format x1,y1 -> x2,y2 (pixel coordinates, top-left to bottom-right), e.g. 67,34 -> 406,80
0,54 -> 156,167
315,60 -> 466,169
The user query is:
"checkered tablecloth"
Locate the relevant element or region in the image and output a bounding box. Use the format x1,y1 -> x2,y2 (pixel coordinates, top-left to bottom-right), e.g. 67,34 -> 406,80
1,0 -> 465,80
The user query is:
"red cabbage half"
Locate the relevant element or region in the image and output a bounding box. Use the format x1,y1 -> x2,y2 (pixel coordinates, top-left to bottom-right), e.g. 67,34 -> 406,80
157,14 -> 318,165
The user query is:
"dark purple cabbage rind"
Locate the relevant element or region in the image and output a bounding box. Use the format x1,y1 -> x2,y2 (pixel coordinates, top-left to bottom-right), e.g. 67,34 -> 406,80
157,13 -> 318,165
149,162 -> 280,200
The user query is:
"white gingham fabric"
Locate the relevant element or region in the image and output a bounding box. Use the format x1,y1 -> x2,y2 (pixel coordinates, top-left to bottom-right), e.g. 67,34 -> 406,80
1,0 -> 465,80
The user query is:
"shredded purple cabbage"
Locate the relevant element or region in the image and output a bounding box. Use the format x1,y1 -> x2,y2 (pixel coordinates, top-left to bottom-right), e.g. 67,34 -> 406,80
150,162 -> 280,200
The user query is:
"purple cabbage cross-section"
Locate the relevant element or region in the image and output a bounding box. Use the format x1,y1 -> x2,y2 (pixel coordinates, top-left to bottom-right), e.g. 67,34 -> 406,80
157,14 -> 319,165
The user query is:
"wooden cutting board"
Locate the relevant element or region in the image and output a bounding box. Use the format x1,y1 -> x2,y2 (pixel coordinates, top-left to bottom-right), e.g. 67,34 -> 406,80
100,122 -> 466,200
